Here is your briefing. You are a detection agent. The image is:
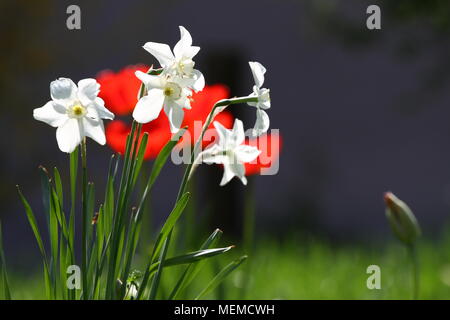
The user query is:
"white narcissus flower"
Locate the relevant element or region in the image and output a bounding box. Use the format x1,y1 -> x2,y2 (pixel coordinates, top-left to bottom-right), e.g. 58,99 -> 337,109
133,71 -> 192,133
247,61 -> 271,137
197,119 -> 261,186
33,78 -> 114,153
143,26 -> 204,92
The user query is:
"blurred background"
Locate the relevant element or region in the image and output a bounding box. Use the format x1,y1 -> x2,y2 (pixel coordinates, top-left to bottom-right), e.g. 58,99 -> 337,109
1,0 -> 450,293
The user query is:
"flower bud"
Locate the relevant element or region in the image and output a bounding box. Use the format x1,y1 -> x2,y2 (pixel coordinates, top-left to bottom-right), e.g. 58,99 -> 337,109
384,192 -> 421,245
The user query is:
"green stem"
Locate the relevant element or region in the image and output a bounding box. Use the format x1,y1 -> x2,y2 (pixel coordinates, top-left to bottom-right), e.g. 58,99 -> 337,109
80,138 -> 88,299
68,148 -> 78,299
241,180 -> 255,299
409,243 -> 419,300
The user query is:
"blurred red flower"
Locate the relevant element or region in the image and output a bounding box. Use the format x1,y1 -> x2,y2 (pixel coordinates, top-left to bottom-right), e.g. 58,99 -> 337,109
244,133 -> 282,176
97,65 -> 148,116
98,65 -> 234,160
98,65 -> 282,174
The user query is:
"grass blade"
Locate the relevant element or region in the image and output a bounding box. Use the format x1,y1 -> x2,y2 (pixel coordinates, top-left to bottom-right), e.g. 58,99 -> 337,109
138,245 -> 236,299
148,237 -> 169,300
16,186 -> 52,298
163,246 -> 234,267
53,167 -> 64,206
194,255 -> 247,300
152,192 -> 191,260
132,132 -> 149,187
169,229 -> 223,299
0,221 -> 11,300
16,186 -> 47,265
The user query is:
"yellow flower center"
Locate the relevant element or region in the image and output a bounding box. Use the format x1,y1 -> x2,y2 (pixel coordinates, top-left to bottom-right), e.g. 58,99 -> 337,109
69,103 -> 86,118
162,82 -> 182,100
73,105 -> 84,115
164,87 -> 174,97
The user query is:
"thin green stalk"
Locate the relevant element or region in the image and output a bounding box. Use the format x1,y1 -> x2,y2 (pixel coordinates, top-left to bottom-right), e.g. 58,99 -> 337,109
408,243 -> 419,300
81,138 -> 88,299
241,179 -> 255,299
184,174 -> 196,250
68,148 -> 78,299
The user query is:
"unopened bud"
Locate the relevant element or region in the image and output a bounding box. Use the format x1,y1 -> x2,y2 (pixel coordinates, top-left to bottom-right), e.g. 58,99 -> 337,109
384,192 -> 421,244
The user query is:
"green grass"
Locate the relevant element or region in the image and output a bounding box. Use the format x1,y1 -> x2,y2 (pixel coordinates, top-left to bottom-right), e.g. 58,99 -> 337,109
158,232 -> 450,299
6,234 -> 450,300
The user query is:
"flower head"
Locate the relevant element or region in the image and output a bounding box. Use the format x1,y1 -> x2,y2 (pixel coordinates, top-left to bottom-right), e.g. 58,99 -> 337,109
133,71 -> 193,133
247,61 -> 271,137
384,192 -> 421,245
133,26 -> 205,131
142,26 -> 204,92
33,78 -> 114,153
197,119 -> 261,186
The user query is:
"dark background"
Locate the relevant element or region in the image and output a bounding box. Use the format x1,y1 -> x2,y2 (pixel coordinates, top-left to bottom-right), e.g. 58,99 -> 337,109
1,0 -> 450,264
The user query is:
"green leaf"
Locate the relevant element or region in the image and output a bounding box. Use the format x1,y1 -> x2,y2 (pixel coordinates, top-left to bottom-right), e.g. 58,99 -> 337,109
169,229 -> 223,299
50,186 -> 69,245
152,192 -> 191,261
69,148 -> 78,255
16,186 -> 52,298
48,190 -> 59,298
194,255 -> 247,300
53,167 -> 64,207
38,166 -> 58,298
147,246 -> 235,278
59,232 -> 67,300
16,186 -> 47,264
132,132 -> 149,187
86,182 -> 95,243
148,237 -> 169,300
69,148 -> 78,202
162,246 -> 233,268
137,192 -> 190,300
103,155 -> 117,237
68,149 -> 78,300
0,221 -> 11,300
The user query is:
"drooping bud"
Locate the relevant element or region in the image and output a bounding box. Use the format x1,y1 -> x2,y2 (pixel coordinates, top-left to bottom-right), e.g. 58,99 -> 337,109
384,192 -> 421,245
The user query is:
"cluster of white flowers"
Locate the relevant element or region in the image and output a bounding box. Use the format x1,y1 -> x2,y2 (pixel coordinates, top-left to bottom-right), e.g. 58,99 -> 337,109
133,26 -> 204,133
33,26 -> 273,186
